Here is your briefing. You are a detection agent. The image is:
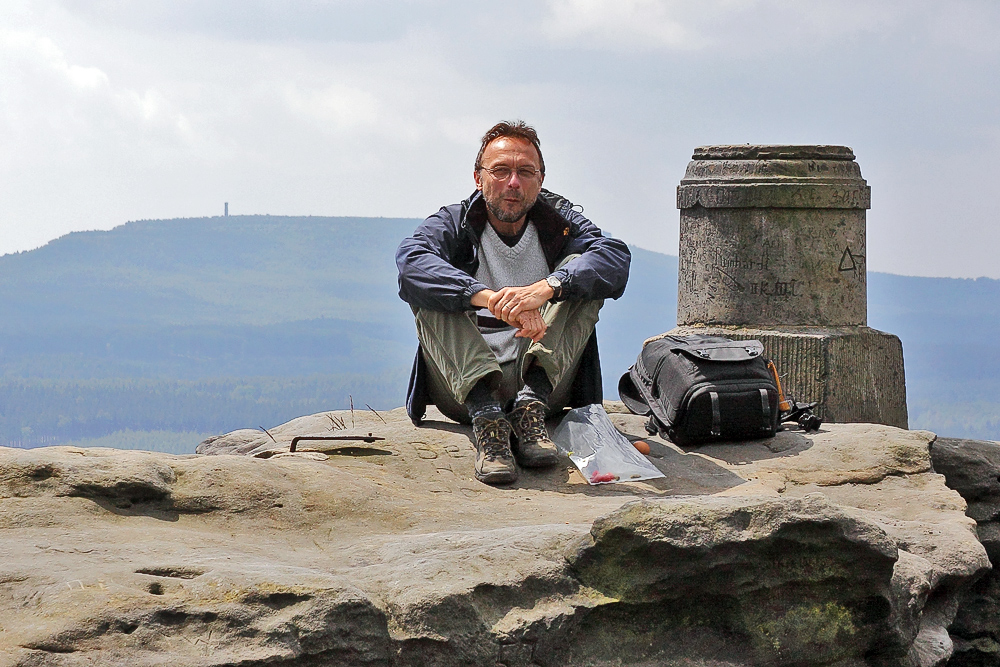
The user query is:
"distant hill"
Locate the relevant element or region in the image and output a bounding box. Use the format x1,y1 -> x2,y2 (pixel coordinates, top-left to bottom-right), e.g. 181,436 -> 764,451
0,215 -> 412,331
0,215 -> 417,448
0,215 -> 997,449
868,273 -> 1000,439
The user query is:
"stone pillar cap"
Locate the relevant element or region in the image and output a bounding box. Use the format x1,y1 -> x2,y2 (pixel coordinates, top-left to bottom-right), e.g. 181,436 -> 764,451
692,145 -> 856,161
678,144 -> 869,209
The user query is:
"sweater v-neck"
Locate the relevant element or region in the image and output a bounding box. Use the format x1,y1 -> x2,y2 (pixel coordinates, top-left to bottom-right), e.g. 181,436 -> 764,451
491,220 -> 528,248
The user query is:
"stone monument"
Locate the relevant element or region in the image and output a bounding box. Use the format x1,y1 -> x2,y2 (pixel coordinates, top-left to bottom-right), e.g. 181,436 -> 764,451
666,144 -> 907,427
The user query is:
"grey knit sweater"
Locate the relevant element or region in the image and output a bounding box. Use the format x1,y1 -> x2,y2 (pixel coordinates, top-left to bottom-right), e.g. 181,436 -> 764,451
474,222 -> 550,364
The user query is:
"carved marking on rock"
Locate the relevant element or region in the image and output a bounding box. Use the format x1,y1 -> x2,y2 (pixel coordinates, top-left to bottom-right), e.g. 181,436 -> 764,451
434,463 -> 456,476
716,267 -> 744,292
772,280 -> 798,298
180,629 -> 217,656
839,246 -> 865,273
442,443 -> 466,459
412,443 -> 438,460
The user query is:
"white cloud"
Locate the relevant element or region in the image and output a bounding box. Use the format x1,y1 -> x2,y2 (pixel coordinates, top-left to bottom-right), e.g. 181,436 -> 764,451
0,29 -> 107,92
284,82 -> 381,134
538,0 -> 960,53
0,28 -> 193,142
543,0 -> 704,50
0,0 -> 998,278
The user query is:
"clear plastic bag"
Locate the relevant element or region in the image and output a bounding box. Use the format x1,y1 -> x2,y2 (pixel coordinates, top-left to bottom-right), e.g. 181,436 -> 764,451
551,404 -> 665,485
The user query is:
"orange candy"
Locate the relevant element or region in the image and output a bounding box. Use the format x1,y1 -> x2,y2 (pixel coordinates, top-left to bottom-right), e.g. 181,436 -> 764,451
632,440 -> 651,455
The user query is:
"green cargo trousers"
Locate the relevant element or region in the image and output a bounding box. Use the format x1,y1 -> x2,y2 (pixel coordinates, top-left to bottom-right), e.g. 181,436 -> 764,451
412,254 -> 599,423
414,294 -> 602,424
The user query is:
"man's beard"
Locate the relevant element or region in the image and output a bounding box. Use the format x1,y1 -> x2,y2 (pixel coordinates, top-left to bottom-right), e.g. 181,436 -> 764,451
484,191 -> 534,224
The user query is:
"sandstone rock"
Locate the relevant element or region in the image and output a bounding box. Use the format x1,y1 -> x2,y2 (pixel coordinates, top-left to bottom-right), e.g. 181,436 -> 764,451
929,436 -> 1000,667
932,438 -> 1000,506
0,407 -> 987,666
571,495 -> 899,665
950,566 -> 1000,667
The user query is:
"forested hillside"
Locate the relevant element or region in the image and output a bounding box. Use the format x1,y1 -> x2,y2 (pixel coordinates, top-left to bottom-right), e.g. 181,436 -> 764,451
868,273 -> 1000,439
0,216 -> 415,448
0,215 -> 997,451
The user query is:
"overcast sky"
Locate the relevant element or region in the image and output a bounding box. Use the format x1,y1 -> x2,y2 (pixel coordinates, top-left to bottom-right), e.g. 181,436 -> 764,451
1,0 -> 998,278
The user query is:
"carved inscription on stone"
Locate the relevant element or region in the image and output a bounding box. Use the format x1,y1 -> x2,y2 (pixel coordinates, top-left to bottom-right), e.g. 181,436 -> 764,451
676,146 -> 870,327
677,209 -> 867,327
747,279 -> 799,297
407,440 -> 469,485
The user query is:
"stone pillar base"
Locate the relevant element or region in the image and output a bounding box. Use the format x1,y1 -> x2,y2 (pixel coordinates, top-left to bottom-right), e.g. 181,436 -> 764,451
656,325 -> 908,428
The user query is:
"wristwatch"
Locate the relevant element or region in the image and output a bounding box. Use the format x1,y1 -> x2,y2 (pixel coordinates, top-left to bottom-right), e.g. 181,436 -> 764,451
546,275 -> 563,300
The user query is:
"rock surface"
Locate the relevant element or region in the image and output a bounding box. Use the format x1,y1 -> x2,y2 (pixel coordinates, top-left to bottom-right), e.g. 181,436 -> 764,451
930,437 -> 1000,667
0,405 -> 988,666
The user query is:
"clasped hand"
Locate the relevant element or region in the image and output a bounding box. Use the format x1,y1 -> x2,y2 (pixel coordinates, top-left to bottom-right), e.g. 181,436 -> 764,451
475,280 -> 554,343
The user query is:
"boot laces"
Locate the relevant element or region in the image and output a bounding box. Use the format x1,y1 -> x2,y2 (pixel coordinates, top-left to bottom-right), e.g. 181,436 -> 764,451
513,402 -> 547,441
475,418 -> 511,458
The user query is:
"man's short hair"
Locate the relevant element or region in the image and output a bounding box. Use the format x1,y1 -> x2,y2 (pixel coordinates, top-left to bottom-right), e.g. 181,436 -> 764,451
475,120 -> 545,176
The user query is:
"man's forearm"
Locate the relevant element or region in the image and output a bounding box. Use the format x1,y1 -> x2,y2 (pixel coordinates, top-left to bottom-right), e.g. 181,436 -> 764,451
470,289 -> 496,309
488,280 -> 555,322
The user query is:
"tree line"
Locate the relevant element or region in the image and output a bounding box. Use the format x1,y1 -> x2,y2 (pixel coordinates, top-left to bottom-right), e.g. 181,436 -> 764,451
0,373 -> 407,447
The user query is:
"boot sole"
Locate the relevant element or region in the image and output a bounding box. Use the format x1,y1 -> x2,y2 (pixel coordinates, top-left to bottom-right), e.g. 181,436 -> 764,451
516,452 -> 560,468
475,469 -> 518,485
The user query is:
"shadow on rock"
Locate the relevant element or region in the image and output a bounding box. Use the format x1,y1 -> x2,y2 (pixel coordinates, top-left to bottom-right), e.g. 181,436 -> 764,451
86,496 -> 181,521
682,430 -> 814,465
645,446 -> 750,493
428,416 -> 751,496
413,419 -> 474,435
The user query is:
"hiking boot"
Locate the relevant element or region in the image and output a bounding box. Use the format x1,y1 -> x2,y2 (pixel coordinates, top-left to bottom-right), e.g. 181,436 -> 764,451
472,415 -> 517,484
508,400 -> 560,468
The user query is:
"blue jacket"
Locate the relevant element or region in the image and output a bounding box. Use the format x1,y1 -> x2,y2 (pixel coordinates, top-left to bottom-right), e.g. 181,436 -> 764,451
396,189 -> 631,423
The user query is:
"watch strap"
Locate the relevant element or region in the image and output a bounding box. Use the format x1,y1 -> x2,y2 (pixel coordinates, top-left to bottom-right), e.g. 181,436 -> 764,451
546,275 -> 563,300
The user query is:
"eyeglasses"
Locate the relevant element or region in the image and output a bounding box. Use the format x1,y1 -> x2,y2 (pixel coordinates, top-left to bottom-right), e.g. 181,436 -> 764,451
478,165 -> 542,182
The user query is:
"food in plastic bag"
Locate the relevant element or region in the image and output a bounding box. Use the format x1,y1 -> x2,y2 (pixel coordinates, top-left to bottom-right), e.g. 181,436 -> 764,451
551,404 -> 665,485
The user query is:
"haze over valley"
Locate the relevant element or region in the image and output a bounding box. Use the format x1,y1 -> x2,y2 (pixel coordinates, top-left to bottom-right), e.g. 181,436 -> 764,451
0,214 -> 996,453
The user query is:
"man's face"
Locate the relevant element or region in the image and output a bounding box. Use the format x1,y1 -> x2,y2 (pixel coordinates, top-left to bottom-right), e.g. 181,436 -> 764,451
474,136 -> 544,225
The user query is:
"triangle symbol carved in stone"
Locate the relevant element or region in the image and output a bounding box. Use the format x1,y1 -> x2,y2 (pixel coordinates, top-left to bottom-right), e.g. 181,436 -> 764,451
839,246 -> 858,272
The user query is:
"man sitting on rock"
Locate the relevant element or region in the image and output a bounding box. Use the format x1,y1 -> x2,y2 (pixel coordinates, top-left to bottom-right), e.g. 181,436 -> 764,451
396,120 -> 630,485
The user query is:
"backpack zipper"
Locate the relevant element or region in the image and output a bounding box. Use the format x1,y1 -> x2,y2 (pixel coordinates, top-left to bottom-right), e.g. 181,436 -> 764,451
675,378 -> 777,425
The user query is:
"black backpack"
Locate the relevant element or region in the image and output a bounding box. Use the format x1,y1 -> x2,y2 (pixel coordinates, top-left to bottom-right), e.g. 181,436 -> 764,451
618,334 -> 780,446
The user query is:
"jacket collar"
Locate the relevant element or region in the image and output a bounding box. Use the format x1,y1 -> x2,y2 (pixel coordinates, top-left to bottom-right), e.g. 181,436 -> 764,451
462,189 -> 571,267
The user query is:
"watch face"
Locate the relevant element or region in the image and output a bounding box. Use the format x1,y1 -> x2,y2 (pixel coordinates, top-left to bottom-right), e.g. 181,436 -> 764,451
547,276 -> 561,296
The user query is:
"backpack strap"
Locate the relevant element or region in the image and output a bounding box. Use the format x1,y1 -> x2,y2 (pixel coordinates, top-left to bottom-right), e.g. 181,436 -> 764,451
618,370 -> 651,416
710,391 -> 721,437
759,388 -> 771,432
